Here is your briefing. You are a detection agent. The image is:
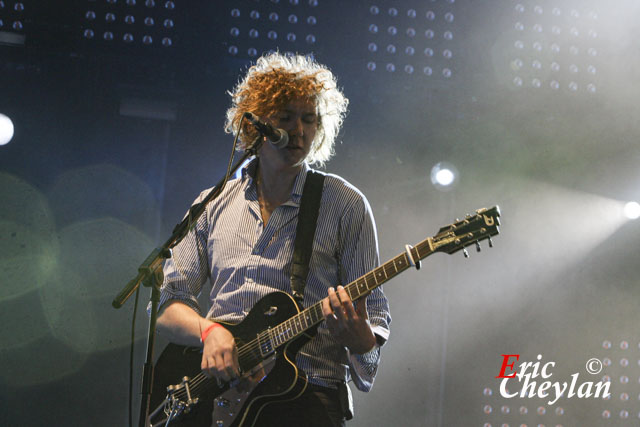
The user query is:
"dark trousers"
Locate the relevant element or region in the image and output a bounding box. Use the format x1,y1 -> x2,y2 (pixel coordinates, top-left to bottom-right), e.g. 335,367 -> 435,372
253,384 -> 346,427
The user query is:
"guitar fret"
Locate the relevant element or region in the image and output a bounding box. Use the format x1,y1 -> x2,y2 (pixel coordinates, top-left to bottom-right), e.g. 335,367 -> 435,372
357,278 -> 366,294
384,262 -> 395,277
285,321 -> 292,339
411,246 -> 420,265
375,265 -> 387,283
260,235 -> 440,352
364,273 -> 372,291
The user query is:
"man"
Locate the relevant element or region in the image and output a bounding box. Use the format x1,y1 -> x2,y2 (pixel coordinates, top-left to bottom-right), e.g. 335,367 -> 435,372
156,52 -> 391,426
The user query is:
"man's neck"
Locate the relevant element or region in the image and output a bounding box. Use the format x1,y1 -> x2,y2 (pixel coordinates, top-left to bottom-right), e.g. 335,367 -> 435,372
255,161 -> 302,221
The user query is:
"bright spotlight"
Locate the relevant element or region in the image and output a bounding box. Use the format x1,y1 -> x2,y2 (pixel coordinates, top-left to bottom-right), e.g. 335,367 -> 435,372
435,168 -> 455,186
0,113 -> 14,145
430,161 -> 458,190
624,201 -> 640,220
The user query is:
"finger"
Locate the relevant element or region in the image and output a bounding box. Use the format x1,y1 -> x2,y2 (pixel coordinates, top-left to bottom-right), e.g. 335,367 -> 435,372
214,353 -> 231,382
337,286 -> 356,319
202,355 -> 217,378
232,346 -> 240,378
354,297 -> 369,319
328,287 -> 345,320
321,296 -> 333,318
223,350 -> 238,379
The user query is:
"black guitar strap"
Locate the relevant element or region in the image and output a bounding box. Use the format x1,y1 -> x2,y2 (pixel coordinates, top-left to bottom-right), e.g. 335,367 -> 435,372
290,170 -> 325,307
291,170 -> 357,421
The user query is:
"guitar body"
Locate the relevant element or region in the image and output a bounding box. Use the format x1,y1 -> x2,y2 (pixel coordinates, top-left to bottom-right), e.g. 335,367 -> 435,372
149,291 -> 315,427
147,206 -> 502,426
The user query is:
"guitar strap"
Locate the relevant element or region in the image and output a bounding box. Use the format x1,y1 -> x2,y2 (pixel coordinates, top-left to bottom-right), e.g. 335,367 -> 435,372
290,169 -> 325,308
290,170 -> 355,421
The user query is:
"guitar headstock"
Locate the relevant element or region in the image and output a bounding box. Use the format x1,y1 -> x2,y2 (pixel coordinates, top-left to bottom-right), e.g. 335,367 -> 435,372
432,206 -> 501,255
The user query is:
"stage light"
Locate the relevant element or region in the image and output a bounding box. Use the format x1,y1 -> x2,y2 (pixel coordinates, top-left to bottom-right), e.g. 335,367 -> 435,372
623,202 -> 640,220
430,162 -> 458,189
366,2 -> 457,80
0,113 -> 14,145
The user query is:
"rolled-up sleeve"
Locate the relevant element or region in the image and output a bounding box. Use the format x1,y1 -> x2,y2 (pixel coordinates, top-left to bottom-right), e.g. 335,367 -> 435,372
338,194 -> 391,392
153,192 -> 212,316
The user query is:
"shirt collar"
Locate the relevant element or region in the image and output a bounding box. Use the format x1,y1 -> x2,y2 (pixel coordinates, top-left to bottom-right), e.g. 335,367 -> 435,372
242,157 -> 310,206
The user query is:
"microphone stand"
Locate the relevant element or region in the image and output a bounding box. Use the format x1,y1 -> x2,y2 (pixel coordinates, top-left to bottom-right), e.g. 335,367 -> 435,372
111,136 -> 263,427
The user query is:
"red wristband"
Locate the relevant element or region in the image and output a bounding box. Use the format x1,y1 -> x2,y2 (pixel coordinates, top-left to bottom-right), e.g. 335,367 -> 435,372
200,322 -> 223,343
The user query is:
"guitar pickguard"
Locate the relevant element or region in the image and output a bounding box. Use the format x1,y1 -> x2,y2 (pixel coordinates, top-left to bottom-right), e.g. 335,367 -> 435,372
210,356 -> 276,427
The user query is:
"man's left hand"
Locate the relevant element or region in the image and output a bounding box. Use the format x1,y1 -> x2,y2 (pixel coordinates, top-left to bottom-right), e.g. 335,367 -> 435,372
321,286 -> 377,354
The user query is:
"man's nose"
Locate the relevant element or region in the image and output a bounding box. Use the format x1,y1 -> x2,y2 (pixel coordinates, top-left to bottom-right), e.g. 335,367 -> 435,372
290,117 -> 304,137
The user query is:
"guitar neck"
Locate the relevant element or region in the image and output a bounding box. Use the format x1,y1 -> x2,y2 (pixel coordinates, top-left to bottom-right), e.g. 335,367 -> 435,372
265,236 -> 435,350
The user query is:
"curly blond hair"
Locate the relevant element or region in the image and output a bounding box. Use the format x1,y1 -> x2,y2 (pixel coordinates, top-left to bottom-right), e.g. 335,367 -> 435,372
224,52 -> 348,167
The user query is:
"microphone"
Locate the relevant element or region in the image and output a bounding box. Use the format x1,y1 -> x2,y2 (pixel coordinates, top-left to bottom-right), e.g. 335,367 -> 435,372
243,112 -> 289,148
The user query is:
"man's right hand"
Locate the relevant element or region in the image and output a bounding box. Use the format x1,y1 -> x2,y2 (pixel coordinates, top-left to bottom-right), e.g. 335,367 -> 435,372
201,324 -> 240,383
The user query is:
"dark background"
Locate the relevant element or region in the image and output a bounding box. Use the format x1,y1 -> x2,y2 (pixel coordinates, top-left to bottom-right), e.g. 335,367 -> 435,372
1,1 -> 639,426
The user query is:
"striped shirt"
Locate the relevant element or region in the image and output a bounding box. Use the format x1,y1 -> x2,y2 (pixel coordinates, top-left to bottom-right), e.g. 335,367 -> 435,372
159,158 -> 391,391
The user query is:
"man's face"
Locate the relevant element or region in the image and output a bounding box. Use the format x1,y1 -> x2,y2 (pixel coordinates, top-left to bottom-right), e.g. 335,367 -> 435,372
261,98 -> 318,170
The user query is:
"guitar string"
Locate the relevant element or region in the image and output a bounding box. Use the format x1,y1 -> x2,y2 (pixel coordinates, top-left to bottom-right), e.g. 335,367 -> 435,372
170,224 -> 501,402
177,255 -> 410,396
172,252 -> 418,400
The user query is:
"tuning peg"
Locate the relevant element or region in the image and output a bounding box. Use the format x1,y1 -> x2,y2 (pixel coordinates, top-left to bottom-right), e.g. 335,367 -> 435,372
488,237 -> 494,248
475,241 -> 481,252
463,248 -> 469,258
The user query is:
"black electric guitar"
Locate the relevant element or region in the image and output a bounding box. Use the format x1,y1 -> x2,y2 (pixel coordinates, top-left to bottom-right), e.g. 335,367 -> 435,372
148,206 -> 501,427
